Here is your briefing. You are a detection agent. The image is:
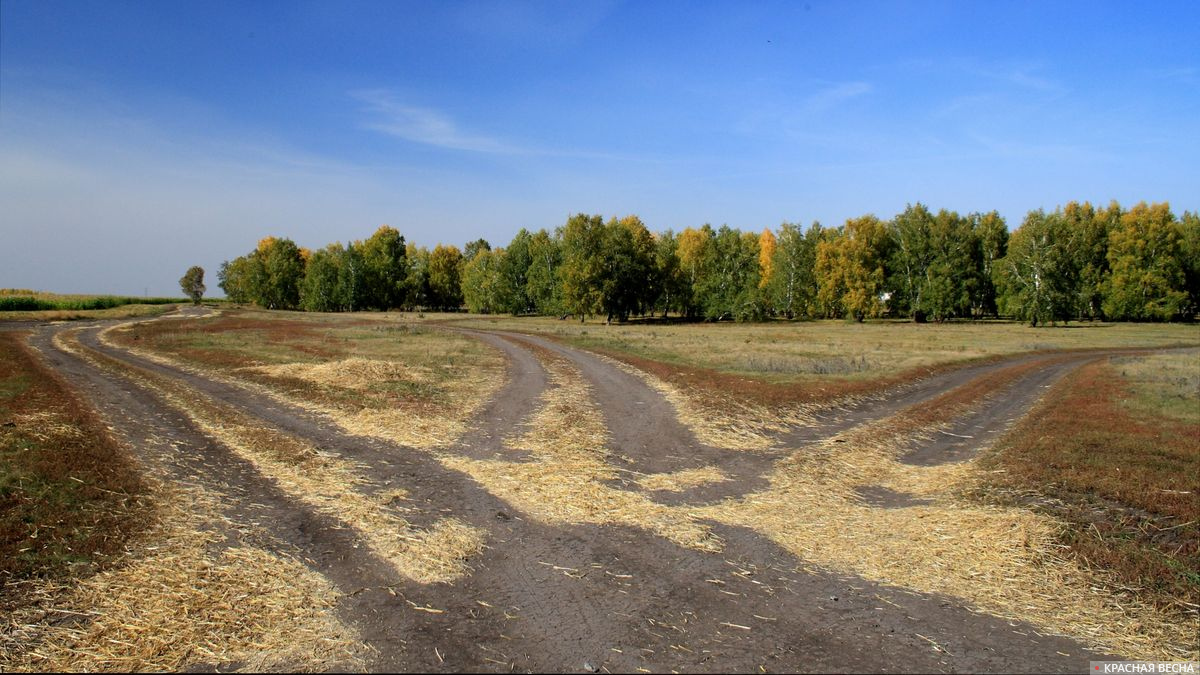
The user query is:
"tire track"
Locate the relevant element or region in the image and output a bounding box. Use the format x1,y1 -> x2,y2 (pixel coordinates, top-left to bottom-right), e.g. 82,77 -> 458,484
23,315 -> 1134,671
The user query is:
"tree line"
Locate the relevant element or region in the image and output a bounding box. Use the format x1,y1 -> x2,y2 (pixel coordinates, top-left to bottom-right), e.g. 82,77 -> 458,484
217,201 -> 1200,325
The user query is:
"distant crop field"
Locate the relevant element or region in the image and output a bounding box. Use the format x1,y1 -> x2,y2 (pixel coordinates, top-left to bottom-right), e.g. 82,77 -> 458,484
0,289 -> 194,321
0,289 -> 183,311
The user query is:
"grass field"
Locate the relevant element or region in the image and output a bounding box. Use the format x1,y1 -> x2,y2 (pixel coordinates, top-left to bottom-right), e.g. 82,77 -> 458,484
447,315 -> 1199,400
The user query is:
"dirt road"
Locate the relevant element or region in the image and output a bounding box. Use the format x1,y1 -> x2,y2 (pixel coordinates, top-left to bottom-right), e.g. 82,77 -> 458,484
17,313 -> 1136,673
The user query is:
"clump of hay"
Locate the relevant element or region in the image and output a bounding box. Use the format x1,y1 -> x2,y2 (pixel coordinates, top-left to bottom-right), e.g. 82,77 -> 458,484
636,466 -> 729,493
244,357 -> 435,390
1,481 -> 363,673
60,329 -> 485,585
439,352 -> 722,553
601,355 -> 817,450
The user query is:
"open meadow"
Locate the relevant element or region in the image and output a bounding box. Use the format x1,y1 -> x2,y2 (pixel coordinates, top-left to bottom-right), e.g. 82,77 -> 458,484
2,306 -> 1197,672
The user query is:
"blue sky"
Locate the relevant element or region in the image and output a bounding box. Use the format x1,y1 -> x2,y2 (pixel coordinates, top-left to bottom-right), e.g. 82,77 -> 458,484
2,0 -> 1197,296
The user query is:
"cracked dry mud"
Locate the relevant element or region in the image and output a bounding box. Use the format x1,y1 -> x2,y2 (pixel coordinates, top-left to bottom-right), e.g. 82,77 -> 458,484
12,311 -> 1156,673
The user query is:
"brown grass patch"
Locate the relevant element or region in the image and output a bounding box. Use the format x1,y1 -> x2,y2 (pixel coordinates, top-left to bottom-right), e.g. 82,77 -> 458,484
0,331 -> 152,586
977,355 -> 1199,623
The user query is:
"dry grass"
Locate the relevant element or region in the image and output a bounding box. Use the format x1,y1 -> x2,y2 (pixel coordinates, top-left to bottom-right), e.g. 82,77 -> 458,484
635,467 -> 729,493
247,357 -> 437,391
107,310 -> 506,449
59,329 -> 485,584
691,358 -> 1197,661
1113,350 -> 1200,423
2,480 -> 364,672
439,349 -> 722,553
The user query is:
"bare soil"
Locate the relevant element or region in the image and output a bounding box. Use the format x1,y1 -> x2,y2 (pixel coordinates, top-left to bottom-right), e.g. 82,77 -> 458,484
8,310 -> 1172,672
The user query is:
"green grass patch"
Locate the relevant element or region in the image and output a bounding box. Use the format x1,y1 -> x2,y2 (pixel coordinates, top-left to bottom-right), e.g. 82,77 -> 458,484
0,374 -> 30,400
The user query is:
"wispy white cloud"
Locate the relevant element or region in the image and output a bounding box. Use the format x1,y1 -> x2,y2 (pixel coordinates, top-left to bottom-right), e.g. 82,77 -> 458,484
353,89 -> 521,153
802,81 -> 872,113
966,63 -> 1063,93
1142,66 -> 1199,86
966,131 -> 1111,163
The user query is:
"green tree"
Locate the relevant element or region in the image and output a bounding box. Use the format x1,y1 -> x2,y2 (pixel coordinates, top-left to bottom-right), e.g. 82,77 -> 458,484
1062,201 -> 1114,320
599,216 -> 658,322
1180,210 -> 1200,318
461,247 -> 506,314
179,266 -> 205,305
559,213 -> 607,320
969,211 -> 1008,318
887,203 -> 935,321
428,244 -> 465,311
995,210 -> 1075,326
463,238 -> 491,263
921,209 -> 975,321
526,229 -> 563,316
498,229 -> 534,315
260,237 -> 304,310
300,244 -> 344,312
766,222 -> 821,319
360,225 -> 408,310
694,225 -> 761,321
653,229 -> 686,317
405,243 -> 431,310
217,253 -> 263,304
1103,202 -> 1188,321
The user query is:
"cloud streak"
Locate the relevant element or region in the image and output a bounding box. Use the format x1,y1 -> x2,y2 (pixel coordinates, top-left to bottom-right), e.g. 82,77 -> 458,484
353,89 -> 521,153
803,81 -> 872,113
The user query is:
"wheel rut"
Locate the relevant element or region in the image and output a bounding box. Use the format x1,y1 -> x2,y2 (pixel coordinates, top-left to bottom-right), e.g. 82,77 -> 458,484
17,315 -> 1145,672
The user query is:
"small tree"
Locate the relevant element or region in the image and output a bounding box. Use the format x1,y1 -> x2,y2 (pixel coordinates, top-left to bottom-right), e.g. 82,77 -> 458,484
179,266 -> 205,305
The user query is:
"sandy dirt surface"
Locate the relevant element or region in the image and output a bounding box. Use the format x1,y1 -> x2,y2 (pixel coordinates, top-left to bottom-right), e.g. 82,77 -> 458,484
10,309 -> 1163,673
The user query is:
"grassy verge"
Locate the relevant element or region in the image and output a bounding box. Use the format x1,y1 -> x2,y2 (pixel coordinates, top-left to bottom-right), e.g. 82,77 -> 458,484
0,331 -> 152,588
977,350 -> 1200,618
